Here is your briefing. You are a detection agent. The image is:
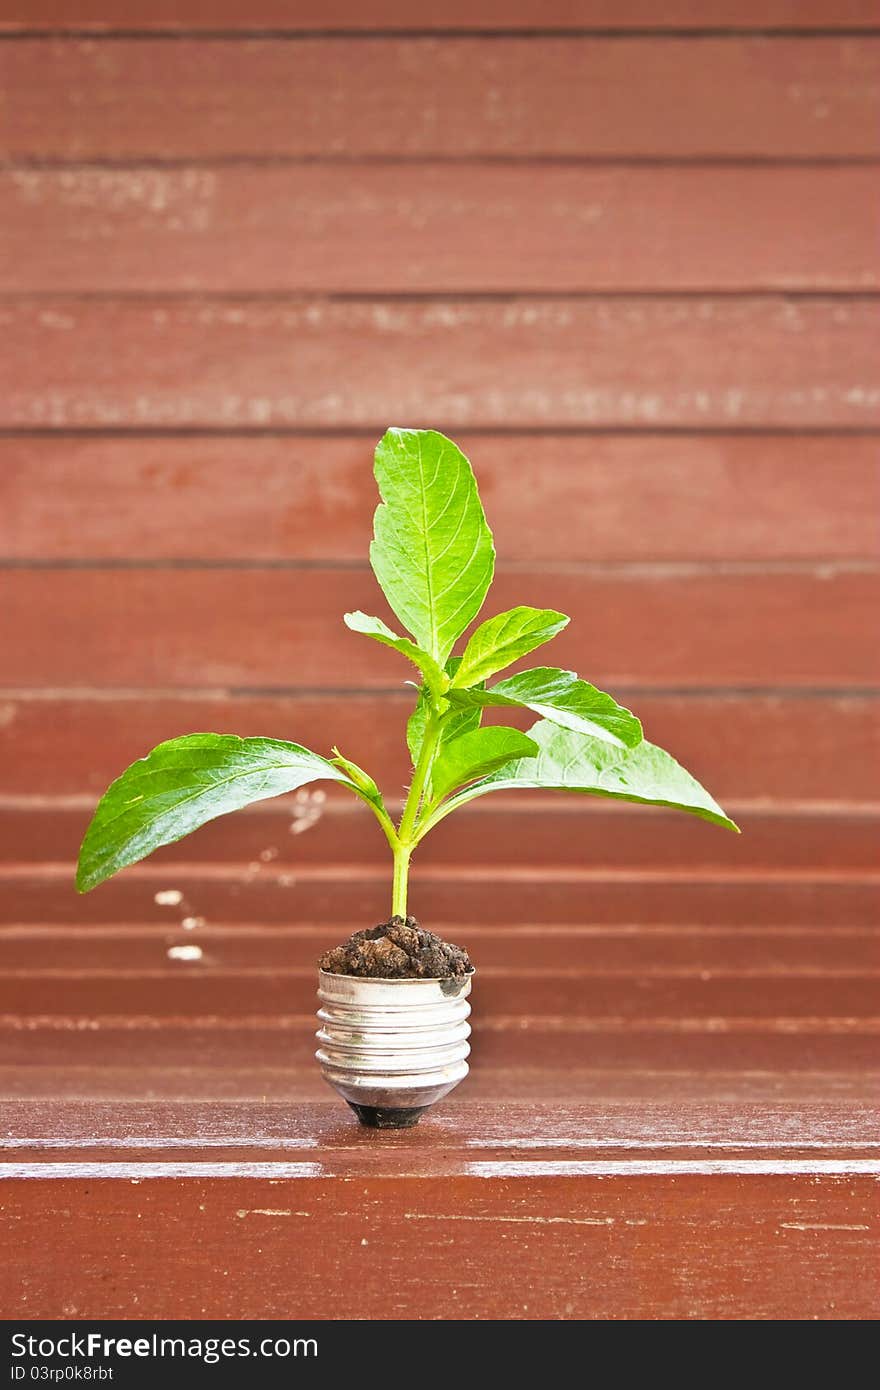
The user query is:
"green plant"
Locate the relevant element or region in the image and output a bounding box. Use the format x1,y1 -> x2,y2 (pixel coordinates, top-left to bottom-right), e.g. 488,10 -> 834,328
76,429 -> 738,910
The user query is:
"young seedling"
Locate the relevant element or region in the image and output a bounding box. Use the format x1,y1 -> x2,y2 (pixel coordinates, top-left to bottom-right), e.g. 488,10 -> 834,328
76,428 -> 738,918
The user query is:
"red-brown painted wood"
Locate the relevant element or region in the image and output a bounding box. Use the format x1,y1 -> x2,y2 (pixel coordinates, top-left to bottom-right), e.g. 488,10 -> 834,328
6,968 -> 878,1022
4,1169 -> 877,1318
3,804 -> 876,872
3,1020 -> 875,1089
1,693 -> 875,802
3,38 -> 878,158
2,567 -> 875,688
3,434 -> 878,563
5,866 -> 878,928
5,297 -> 877,429
1,1103 -> 877,1321
7,1099 -> 877,1157
2,922 -> 876,974
2,1053 -> 873,1104
7,166 -> 877,293
2,2 -> 876,32
6,165 -> 878,294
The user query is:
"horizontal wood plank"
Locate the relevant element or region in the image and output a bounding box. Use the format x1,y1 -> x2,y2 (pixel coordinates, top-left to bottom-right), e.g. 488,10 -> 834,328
1,693 -> 875,802
4,297 -> 877,429
2,923 -> 876,973
3,804 -> 876,871
3,38 -> 878,159
6,1098 -> 877,1156
5,968 -> 878,1020
3,1022 -> 875,1089
2,567 -> 876,688
4,1168 -> 876,1321
5,166 -> 877,293
1,1059 -> 872,1104
5,866 -> 878,928
3,434 -> 878,564
3,1102 -> 876,1323
2,3 -> 877,33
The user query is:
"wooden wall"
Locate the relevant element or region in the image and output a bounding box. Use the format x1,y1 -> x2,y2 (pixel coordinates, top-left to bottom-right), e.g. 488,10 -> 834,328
0,3 -> 878,1102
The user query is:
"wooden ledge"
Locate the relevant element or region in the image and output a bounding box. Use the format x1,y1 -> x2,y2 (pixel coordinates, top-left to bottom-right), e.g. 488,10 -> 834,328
2,1100 -> 877,1319
4,1098 -> 880,1166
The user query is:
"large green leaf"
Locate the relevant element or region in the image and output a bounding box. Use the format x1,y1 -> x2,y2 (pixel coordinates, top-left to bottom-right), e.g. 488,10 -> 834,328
343,610 -> 447,697
452,607 -> 569,688
76,734 -> 361,893
447,667 -> 642,749
370,428 -> 495,664
428,721 -> 739,831
430,726 -> 538,804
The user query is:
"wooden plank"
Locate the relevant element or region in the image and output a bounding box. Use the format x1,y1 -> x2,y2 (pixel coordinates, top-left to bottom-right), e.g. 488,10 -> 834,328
3,38 -> 878,159
1,693 -> 875,802
0,1058 -> 872,1104
2,924 -> 876,973
2,804 -> 876,872
5,1099 -> 877,1156
2,3 -> 877,34
1,1100 -> 877,1322
2,434 -> 878,564
5,166 -> 877,294
3,1170 -> 876,1319
4,866 -> 878,928
5,968 -> 878,1020
4,297 -> 877,429
2,1021 -> 875,1087
2,567 -> 876,688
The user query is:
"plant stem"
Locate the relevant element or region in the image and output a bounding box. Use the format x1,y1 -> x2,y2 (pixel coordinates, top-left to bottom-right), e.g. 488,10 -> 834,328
361,794 -> 401,858
392,707 -> 442,917
391,843 -> 411,918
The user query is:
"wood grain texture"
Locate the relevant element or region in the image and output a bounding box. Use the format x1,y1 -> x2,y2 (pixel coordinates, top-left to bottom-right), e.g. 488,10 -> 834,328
1,1058 -> 873,1104
3,434 -> 877,563
1,693 -> 875,802
3,1021 -> 876,1091
6,1099 -> 877,1154
3,1165 -> 876,1318
2,567 -> 876,688
6,966 -> 878,1021
4,37 -> 878,159
3,803 -> 876,871
3,922 -> 876,973
4,297 -> 877,429
2,2 -> 877,32
5,865 -> 878,928
1,1101 -> 877,1321
4,166 -> 878,293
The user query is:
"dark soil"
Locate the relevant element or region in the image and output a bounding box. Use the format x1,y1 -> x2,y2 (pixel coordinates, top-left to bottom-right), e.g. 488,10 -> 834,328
319,915 -> 472,980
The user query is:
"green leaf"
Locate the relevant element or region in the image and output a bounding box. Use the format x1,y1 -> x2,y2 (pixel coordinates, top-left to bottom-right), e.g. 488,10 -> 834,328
452,607 -> 569,687
330,747 -> 384,808
370,428 -> 495,664
447,666 -> 642,749
431,721 -> 739,832
406,657 -> 482,771
343,610 -> 448,696
430,726 -> 539,804
76,734 -> 361,893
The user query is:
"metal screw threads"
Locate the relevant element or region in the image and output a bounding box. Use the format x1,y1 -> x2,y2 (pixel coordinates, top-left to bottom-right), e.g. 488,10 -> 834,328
316,969 -> 473,1128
